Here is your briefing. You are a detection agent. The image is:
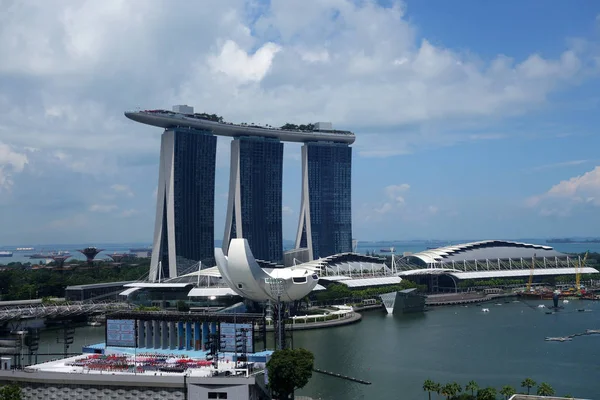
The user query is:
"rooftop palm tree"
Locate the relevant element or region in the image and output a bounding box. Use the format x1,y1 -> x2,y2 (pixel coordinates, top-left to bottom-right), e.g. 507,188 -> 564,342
500,385 -> 515,400
537,382 -> 555,396
521,378 -> 536,395
466,380 -> 479,398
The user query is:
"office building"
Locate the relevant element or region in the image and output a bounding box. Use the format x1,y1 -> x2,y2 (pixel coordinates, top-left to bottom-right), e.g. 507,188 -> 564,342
150,128 -> 216,281
296,142 -> 353,260
223,137 -> 283,263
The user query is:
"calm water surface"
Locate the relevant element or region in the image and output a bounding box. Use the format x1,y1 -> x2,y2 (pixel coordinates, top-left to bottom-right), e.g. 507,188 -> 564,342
295,299 -> 600,399
34,299 -> 600,400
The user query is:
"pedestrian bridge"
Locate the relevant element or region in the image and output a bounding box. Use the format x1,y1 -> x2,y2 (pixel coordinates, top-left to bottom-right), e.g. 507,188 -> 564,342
0,302 -> 132,323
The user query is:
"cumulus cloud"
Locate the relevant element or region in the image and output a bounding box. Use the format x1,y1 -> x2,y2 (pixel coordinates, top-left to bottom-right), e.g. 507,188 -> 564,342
207,40 -> 281,83
0,0 -> 597,162
527,166 -> 600,216
282,205 -> 293,215
0,142 -> 28,191
0,0 -> 599,241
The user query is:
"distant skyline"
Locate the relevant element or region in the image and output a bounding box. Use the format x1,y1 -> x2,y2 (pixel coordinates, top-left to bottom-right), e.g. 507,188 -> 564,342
1,0 -> 600,245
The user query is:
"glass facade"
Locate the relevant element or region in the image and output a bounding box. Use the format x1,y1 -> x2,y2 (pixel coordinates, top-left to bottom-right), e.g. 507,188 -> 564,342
231,136 -> 283,263
306,142 -> 352,259
158,128 -> 216,278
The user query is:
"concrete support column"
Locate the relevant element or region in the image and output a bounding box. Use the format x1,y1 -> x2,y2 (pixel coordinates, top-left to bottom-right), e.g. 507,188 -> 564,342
178,322 -> 185,350
145,320 -> 153,348
153,320 -> 161,349
185,322 -> 193,350
137,320 -> 146,348
169,322 -> 177,350
202,322 -> 210,350
161,321 -> 169,349
194,322 -> 201,350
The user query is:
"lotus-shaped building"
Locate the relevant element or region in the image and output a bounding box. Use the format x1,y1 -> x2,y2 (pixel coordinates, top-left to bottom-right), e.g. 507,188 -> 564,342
215,238 -> 319,302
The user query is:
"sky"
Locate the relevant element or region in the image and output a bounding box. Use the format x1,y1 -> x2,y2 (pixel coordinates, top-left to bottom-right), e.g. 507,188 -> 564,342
1,0 -> 600,245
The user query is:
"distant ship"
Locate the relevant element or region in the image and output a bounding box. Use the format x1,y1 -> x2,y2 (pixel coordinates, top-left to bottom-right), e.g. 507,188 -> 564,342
29,250 -> 70,258
546,238 -> 600,244
15,247 -> 33,251
379,248 -> 392,253
0,251 -> 13,257
130,247 -> 152,252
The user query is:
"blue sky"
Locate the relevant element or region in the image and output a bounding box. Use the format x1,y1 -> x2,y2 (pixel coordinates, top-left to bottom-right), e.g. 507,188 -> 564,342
1,0 -> 600,245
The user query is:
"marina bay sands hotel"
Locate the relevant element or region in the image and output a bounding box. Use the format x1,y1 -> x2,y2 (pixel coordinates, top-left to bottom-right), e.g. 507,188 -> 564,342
125,106 -> 355,281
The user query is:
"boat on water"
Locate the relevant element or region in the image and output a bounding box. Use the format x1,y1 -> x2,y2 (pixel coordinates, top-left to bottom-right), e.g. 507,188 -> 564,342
15,247 -> 33,251
29,250 -> 70,258
0,251 -> 13,257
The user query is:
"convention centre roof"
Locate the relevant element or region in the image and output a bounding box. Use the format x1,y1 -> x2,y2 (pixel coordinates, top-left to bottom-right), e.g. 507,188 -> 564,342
408,240 -> 565,264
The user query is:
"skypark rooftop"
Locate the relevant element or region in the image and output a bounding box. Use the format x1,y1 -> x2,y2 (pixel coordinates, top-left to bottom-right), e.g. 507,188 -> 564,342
125,109 -> 356,144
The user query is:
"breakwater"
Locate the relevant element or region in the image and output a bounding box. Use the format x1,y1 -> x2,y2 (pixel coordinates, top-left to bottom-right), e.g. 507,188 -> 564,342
545,329 -> 600,342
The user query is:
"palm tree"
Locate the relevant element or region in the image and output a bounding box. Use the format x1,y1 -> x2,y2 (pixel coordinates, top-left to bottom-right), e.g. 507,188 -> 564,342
500,385 -> 515,400
477,387 -> 497,400
466,380 -> 479,398
423,379 -> 437,400
537,382 -> 555,396
440,382 -> 462,400
521,378 -> 536,395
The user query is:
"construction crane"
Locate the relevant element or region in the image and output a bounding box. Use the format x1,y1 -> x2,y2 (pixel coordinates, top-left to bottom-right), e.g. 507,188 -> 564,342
576,251 -> 588,293
527,253 -> 536,292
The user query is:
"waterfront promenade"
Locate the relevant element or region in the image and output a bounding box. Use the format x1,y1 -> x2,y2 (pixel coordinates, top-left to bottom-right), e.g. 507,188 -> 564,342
426,292 -> 516,306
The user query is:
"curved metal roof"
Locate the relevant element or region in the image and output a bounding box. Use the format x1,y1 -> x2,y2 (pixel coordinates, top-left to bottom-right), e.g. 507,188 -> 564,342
125,111 -> 356,144
409,240 -> 565,264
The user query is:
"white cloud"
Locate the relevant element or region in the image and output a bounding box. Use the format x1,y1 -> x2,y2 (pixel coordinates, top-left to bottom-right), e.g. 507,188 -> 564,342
89,204 -> 118,213
111,184 -> 134,197
530,159 -> 591,172
207,40 -> 281,83
527,166 -> 600,215
384,184 -> 410,200
0,0 -> 596,162
0,142 -> 28,191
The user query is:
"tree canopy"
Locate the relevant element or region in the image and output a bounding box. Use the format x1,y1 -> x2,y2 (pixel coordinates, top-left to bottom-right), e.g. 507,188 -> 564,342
0,384 -> 22,400
0,261 -> 149,301
267,348 -> 314,399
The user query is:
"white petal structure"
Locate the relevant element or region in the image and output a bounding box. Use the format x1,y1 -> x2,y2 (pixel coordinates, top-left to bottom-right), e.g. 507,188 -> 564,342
215,239 -> 319,302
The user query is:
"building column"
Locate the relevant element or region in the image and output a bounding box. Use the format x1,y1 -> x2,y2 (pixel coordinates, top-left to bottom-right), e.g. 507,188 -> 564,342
294,144 -> 314,260
137,320 -> 146,348
169,322 -> 177,350
202,322 -> 210,350
194,322 -> 201,350
149,130 -> 177,281
223,139 -> 242,254
145,320 -> 153,348
153,320 -> 161,349
161,321 -> 169,349
178,322 -> 185,350
185,322 -> 193,350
